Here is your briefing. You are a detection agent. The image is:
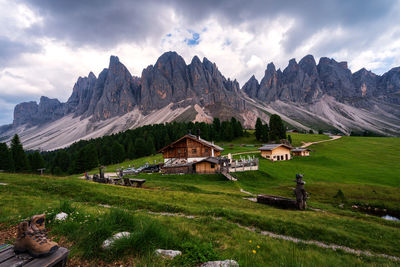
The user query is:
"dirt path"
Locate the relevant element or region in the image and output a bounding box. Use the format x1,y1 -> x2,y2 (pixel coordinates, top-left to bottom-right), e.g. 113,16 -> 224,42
79,172 -> 118,179
145,209 -> 399,262
231,150 -> 260,156
301,135 -> 342,148
230,135 -> 342,156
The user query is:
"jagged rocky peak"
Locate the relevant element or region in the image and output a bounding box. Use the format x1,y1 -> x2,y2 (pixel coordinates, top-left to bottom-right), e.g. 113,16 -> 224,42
66,72 -> 97,114
13,101 -> 38,126
352,68 -> 378,97
139,51 -> 191,111
376,66 -> 400,104
266,62 -> 276,74
13,96 -> 65,127
285,58 -> 298,72
108,55 -> 131,75
155,51 -> 188,84
37,96 -> 65,123
190,55 -> 202,65
242,75 -> 260,98
260,62 -> 278,87
317,57 -> 355,98
90,55 -> 140,121
202,56 -> 220,75
299,55 -> 317,75
109,55 -> 120,66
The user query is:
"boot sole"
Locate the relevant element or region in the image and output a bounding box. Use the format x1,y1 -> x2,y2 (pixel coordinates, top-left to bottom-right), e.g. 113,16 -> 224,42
14,246 -> 59,258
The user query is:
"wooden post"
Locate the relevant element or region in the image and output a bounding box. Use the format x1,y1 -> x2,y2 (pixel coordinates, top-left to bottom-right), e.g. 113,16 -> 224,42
37,168 -> 46,175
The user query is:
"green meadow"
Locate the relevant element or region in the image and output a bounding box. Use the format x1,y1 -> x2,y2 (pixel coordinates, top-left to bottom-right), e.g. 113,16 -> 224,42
0,134 -> 399,266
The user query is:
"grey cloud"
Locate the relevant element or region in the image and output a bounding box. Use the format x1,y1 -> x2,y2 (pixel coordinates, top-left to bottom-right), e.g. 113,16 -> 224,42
0,37 -> 41,68
23,0 -> 174,48
20,0 -> 399,54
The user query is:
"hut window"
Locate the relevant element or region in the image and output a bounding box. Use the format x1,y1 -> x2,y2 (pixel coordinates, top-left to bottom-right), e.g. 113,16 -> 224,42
178,149 -> 181,153
211,163 -> 215,168
205,148 -> 209,152
192,149 -> 197,153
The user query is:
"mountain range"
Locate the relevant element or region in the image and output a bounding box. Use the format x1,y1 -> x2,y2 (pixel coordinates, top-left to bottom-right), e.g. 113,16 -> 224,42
1,51 -> 399,150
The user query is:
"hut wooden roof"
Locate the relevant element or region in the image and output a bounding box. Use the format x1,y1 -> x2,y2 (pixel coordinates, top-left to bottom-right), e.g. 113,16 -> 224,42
258,144 -> 293,151
158,134 -> 223,153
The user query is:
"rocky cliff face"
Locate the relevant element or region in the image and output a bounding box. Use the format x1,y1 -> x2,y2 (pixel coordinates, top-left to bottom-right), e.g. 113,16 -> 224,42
13,101 -> 38,126
9,52 -> 246,129
65,72 -> 97,116
243,54 -> 400,107
243,55 -> 324,104
91,56 -> 140,121
376,67 -> 400,105
3,51 -> 400,146
13,97 -> 65,127
140,52 -> 244,113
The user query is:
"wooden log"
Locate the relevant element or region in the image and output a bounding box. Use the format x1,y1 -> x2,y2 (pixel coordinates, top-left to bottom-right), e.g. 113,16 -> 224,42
257,194 -> 297,209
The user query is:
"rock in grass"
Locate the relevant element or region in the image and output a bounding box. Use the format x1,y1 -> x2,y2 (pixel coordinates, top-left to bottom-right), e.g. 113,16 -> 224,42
55,212 -> 68,221
201,260 -> 239,267
102,232 -> 131,249
155,249 -> 182,258
0,183 -> 8,185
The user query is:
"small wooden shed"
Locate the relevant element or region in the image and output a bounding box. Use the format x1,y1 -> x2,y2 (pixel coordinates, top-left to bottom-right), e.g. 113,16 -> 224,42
192,158 -> 220,174
259,144 -> 293,161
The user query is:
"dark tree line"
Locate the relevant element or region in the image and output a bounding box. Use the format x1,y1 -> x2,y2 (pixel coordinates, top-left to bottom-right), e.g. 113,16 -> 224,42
255,114 -> 286,143
0,118 -> 244,175
0,134 -> 45,173
43,118 -> 244,174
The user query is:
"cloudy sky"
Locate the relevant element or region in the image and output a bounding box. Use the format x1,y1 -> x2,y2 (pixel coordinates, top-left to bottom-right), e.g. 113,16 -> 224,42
1,0 -> 400,125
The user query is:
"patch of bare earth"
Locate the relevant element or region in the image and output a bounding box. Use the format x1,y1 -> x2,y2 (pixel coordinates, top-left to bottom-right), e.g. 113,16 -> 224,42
0,223 -> 18,244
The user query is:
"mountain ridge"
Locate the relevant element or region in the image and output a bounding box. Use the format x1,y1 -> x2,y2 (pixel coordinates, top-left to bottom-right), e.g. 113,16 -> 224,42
1,51 -> 400,150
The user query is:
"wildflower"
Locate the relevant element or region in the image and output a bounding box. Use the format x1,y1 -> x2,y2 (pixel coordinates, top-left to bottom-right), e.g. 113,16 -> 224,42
257,245 -> 260,249
249,240 -> 252,243
252,250 -> 256,254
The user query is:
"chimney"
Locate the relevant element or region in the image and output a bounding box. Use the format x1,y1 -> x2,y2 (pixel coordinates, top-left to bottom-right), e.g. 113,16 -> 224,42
197,129 -> 200,139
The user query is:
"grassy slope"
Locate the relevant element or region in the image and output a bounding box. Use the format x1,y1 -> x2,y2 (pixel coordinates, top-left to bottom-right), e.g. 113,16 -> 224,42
0,135 -> 399,266
219,132 -> 330,155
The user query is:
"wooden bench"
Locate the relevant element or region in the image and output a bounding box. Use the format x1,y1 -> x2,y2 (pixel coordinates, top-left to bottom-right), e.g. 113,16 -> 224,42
0,244 -> 69,267
123,178 -> 146,187
130,179 -> 146,188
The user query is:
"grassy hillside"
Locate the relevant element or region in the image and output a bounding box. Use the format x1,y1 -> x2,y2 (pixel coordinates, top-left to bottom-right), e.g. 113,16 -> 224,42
0,136 -> 399,266
219,132 -> 331,155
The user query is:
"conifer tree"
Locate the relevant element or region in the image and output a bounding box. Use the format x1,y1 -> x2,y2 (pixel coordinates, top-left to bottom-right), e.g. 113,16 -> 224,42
0,143 -> 13,171
85,144 -> 99,170
221,121 -> 234,141
255,118 -> 263,141
53,151 -> 71,173
269,114 -> 286,142
146,136 -> 156,155
126,139 -> 135,159
231,117 -> 243,138
10,134 -> 29,172
111,141 -> 125,163
28,151 -> 45,173
134,137 -> 147,158
261,123 -> 269,142
212,118 -> 221,141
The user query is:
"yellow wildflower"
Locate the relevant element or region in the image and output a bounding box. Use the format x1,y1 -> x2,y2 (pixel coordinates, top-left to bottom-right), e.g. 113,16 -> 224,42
257,245 -> 260,248
249,240 -> 252,243
252,250 -> 256,254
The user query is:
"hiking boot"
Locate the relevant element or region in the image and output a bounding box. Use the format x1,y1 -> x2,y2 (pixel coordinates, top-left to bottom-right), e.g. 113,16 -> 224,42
30,214 -> 47,237
14,221 -> 58,258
